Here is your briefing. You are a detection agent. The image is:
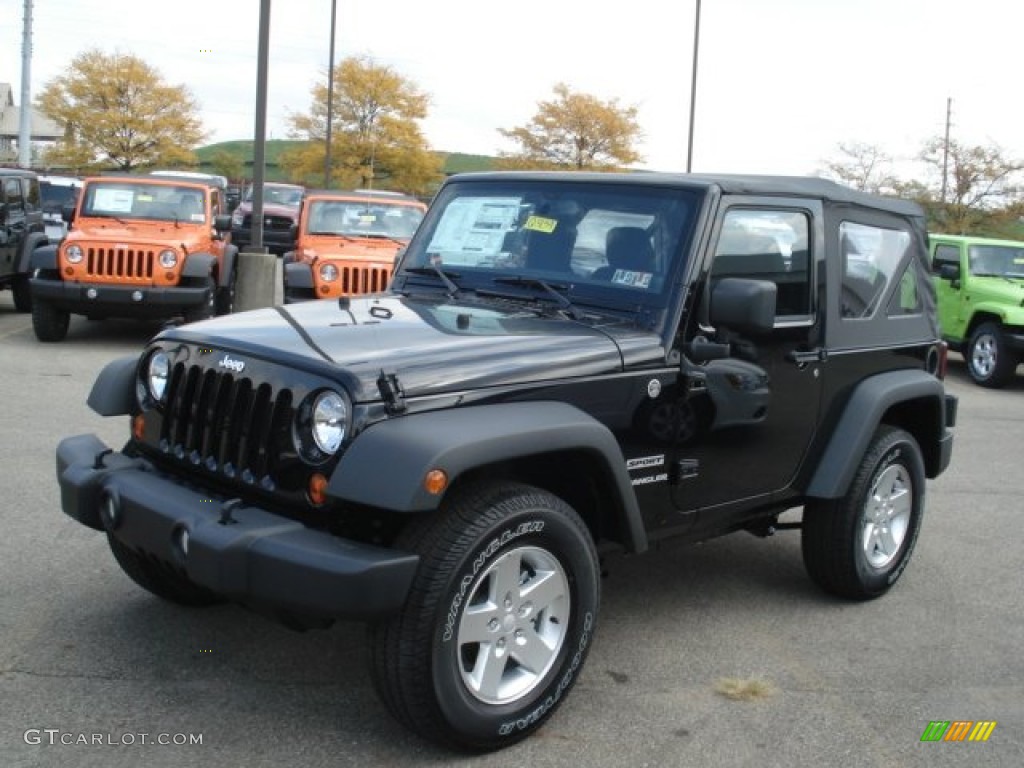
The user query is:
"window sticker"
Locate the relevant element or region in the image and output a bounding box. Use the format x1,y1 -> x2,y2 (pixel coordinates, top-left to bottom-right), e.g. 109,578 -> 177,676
523,215 -> 557,233
190,213 -> 206,222
93,188 -> 134,212
137,194 -> 154,202
426,197 -> 521,263
611,269 -> 652,289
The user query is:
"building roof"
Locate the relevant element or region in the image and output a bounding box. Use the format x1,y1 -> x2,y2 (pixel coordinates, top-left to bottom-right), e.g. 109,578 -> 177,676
0,82 -> 63,140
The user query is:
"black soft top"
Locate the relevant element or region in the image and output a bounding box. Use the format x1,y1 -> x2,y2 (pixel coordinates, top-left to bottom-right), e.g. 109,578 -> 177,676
447,171 -> 923,218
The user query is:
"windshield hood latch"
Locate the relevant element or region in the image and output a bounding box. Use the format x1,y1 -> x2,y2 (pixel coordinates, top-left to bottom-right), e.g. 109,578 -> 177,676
377,370 -> 407,415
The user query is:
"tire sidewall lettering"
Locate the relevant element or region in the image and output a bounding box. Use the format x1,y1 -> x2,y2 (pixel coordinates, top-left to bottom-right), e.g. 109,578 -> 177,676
442,520 -> 546,644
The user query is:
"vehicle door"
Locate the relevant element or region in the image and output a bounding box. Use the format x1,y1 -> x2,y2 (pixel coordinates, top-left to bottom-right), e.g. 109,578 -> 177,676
0,177 -> 27,280
668,199 -> 823,526
930,241 -> 965,336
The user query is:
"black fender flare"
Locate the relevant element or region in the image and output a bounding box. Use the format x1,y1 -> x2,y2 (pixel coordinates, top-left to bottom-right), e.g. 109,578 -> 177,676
806,369 -> 947,499
182,252 -> 216,279
284,260 -> 313,289
87,355 -> 139,416
29,242 -> 59,272
18,232 -> 50,272
329,401 -> 648,553
219,245 -> 238,288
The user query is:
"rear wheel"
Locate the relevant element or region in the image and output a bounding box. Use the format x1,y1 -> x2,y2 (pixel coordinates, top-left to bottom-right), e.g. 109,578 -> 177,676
183,277 -> 216,324
107,533 -> 222,607
966,322 -> 1017,388
31,299 -> 70,342
11,274 -> 31,312
802,426 -> 925,600
215,267 -> 237,315
369,482 -> 600,751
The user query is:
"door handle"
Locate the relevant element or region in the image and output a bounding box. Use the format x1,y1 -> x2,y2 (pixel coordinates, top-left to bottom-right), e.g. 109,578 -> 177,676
787,348 -> 827,365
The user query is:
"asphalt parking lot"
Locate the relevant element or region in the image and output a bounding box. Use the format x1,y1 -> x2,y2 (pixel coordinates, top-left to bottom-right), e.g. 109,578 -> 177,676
1,292 -> 1021,768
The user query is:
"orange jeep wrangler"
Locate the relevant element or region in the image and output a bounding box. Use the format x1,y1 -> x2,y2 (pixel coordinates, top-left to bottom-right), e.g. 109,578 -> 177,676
282,189 -> 426,301
28,173 -> 237,342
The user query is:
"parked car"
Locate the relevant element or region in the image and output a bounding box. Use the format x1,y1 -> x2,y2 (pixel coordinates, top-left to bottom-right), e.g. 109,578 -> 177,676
283,189 -> 427,301
28,172 -> 237,341
0,168 -> 48,311
930,233 -> 1024,387
230,181 -> 305,255
54,172 -> 956,751
37,174 -> 82,243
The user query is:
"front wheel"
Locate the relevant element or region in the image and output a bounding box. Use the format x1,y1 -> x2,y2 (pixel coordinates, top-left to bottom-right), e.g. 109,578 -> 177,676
31,299 -> 70,342
966,322 -> 1017,388
215,267 -> 237,316
802,426 -> 925,600
12,274 -> 31,312
369,482 -> 600,751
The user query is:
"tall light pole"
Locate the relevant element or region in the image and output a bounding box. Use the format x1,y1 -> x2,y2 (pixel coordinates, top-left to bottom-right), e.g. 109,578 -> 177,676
18,0 -> 34,168
323,0 -> 337,189
686,0 -> 701,173
250,0 -> 271,252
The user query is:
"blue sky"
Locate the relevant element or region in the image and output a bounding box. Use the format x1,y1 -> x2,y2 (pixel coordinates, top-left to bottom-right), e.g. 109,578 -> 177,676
2,0 -> 1021,180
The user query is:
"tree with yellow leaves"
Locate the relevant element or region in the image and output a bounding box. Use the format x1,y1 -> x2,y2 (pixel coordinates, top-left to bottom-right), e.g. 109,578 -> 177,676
499,83 -> 643,171
37,50 -> 206,172
281,56 -> 442,195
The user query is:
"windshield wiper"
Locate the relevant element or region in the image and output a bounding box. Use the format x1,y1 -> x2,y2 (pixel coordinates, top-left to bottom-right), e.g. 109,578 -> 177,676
404,265 -> 462,299
492,276 -> 584,320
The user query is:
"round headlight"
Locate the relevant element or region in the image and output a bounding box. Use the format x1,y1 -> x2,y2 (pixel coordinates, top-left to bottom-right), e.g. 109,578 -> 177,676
311,391 -> 347,454
319,263 -> 339,282
65,244 -> 84,264
159,249 -> 178,268
146,350 -> 171,402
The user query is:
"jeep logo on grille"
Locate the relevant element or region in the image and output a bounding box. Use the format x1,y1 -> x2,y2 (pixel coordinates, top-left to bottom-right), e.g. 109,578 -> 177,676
217,355 -> 246,373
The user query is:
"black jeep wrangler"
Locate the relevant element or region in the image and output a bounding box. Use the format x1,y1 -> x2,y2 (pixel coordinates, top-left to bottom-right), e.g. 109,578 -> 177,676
0,168 -> 48,312
55,172 -> 957,751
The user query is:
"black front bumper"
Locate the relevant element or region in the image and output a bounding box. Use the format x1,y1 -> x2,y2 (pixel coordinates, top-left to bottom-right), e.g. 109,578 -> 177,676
31,277 -> 209,318
57,434 -> 419,620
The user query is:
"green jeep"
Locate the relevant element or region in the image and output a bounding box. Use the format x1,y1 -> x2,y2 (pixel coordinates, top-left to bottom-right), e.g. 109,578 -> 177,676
930,234 -> 1024,387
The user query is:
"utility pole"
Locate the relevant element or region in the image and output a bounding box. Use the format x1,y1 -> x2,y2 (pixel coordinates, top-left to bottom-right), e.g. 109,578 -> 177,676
686,0 -> 701,173
323,0 -> 337,189
940,97 -> 952,204
18,0 -> 33,168
250,0 -> 271,252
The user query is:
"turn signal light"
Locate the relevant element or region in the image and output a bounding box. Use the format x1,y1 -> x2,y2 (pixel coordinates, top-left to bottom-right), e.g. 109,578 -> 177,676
132,414 -> 146,440
308,473 -> 329,505
424,469 -> 448,496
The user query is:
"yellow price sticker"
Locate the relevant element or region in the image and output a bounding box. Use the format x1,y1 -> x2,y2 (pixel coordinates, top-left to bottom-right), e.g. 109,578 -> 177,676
524,215 -> 557,234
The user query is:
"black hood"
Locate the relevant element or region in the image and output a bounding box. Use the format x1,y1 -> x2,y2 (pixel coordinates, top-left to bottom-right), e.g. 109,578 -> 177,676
169,295 -> 654,402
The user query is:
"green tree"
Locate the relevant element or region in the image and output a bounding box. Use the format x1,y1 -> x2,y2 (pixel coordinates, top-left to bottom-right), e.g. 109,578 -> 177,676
916,137 -> 1023,234
37,50 -> 206,172
498,83 -> 642,171
208,149 -> 245,182
821,141 -> 900,195
281,56 -> 442,195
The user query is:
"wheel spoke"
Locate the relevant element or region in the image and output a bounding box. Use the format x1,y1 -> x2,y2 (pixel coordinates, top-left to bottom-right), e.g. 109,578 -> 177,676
520,568 -> 564,613
471,643 -> 509,700
490,550 -> 524,605
877,525 -> 899,557
460,603 -> 500,644
513,627 -> 557,674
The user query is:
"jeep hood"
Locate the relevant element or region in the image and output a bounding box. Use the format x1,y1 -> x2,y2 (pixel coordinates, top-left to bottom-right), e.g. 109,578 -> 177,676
70,220 -> 207,248
174,295 -> 659,401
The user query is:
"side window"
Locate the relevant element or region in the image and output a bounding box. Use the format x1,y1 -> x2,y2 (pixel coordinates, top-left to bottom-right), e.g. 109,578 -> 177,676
710,209 -> 811,318
4,178 -> 24,211
932,244 -> 960,273
23,179 -> 40,211
886,264 -> 923,316
839,221 -> 911,320
211,189 -> 222,217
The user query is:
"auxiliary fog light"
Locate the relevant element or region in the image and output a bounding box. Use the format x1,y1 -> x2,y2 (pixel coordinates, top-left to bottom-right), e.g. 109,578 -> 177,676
86,288 -> 98,299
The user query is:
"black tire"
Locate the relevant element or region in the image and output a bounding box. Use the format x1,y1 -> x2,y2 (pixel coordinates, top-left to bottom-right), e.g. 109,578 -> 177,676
966,322 -> 1017,388
369,482 -> 600,751
31,299 -> 70,342
802,426 -> 925,600
107,533 -> 222,607
215,267 -> 237,316
184,277 -> 216,324
11,274 -> 31,312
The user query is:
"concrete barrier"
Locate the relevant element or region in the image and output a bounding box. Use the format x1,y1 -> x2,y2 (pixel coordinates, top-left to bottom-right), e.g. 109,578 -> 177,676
235,250 -> 279,311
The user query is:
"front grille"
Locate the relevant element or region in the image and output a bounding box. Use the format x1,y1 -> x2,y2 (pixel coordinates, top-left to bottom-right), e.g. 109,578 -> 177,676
241,214 -> 294,231
86,247 -> 155,280
339,265 -> 391,295
160,363 -> 294,484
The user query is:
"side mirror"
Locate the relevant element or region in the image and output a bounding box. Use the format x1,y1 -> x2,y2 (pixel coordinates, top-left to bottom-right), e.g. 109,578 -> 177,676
213,214 -> 232,232
939,263 -> 960,281
61,204 -> 76,224
709,277 -> 776,336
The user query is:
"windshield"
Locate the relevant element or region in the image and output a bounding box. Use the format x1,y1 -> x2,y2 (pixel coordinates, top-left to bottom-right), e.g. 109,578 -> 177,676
967,244 -> 1024,278
244,185 -> 303,206
398,179 -> 697,306
80,182 -> 207,223
306,200 -> 425,239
